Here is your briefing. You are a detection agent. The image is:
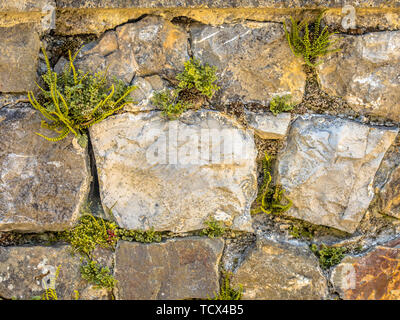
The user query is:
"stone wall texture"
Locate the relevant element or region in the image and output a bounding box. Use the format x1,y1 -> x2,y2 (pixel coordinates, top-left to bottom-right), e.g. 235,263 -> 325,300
1,0 -> 400,301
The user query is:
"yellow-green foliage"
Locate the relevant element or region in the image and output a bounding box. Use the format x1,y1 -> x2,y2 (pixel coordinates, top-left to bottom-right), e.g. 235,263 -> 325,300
311,244 -> 346,269
80,259 -> 117,290
269,94 -> 295,116
28,47 -> 136,147
289,225 -> 314,240
251,153 -> 292,215
151,89 -> 190,120
199,217 -> 227,238
115,228 -> 162,243
152,58 -> 219,120
283,10 -> 341,67
41,265 -> 61,300
176,58 -> 220,99
210,271 -> 242,300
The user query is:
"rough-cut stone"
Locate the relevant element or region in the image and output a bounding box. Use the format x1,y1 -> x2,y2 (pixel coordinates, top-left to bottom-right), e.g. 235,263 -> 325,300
0,23 -> 40,92
244,109 -> 291,139
276,115 -> 398,233
115,237 -> 223,300
90,110 -> 257,233
191,22 -> 306,106
55,1 -> 400,9
76,16 -> 189,82
0,0 -> 54,11
126,75 -> 171,112
331,238 -> 400,300
0,106 -> 90,232
318,32 -> 400,122
231,239 -> 328,300
0,245 -> 111,300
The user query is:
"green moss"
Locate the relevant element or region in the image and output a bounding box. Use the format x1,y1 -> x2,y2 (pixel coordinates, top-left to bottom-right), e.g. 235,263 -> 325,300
210,271 -> 243,300
199,217 -> 227,238
251,153 -> 292,215
289,225 -> 314,240
115,228 -> 162,243
311,243 -> 346,269
283,10 -> 341,67
28,46 -> 136,147
269,94 -> 295,116
80,259 -> 117,290
176,58 -> 220,99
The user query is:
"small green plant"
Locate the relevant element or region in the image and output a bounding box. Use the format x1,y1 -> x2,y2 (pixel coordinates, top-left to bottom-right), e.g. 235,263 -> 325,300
269,94 -> 295,116
152,58 -> 219,120
152,89 -> 190,120
176,58 -> 220,99
80,259 -> 117,290
115,228 -> 162,243
251,153 -> 292,215
199,217 -> 227,238
289,225 -> 314,240
28,47 -> 136,147
40,265 -> 61,300
210,271 -> 243,300
311,244 -> 347,269
283,10 -> 341,67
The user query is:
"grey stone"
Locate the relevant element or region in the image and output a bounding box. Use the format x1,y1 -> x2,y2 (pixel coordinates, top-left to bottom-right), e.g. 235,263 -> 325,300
317,32 -> 400,122
0,23 -> 40,92
89,110 -> 257,233
276,115 -> 398,233
231,238 -> 328,300
114,237 -> 224,300
191,22 -> 306,106
0,106 -> 91,232
0,244 -> 111,300
245,109 -> 291,139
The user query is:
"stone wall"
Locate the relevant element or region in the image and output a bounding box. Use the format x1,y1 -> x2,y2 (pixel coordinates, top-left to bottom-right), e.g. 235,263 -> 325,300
1,0 -> 400,300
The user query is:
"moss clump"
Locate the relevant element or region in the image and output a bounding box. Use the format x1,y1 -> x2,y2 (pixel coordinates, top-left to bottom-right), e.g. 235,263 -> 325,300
152,58 -> 219,120
283,10 -> 341,67
115,228 -> 162,243
210,271 -> 243,300
269,94 -> 295,116
311,244 -> 347,269
251,153 -> 292,215
28,46 -> 136,147
289,225 -> 314,240
80,259 -> 117,290
199,217 -> 227,238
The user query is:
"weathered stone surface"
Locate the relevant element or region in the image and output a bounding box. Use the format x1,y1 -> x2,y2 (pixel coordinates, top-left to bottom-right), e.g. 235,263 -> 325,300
244,109 -> 291,139
115,237 -> 223,300
55,1 -> 400,9
276,115 -> 398,233
126,75 -> 171,112
191,22 -> 306,106
0,106 -> 90,232
76,16 -> 189,82
0,0 -> 54,11
318,32 -> 400,122
376,161 -> 400,219
0,245 -> 111,300
231,239 -> 328,300
0,24 -> 40,92
90,110 -> 257,233
331,238 -> 400,300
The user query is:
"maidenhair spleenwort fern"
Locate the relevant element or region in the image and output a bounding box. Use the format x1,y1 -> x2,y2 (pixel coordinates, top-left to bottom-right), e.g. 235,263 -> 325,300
28,47 -> 137,148
251,153 -> 292,215
283,10 -> 341,67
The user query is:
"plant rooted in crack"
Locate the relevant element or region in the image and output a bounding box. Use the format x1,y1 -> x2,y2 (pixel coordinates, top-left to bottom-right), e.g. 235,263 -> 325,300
210,271 -> 243,300
251,152 -> 292,215
283,10 -> 341,67
199,217 -> 227,238
311,243 -> 347,269
28,46 -> 136,147
269,94 -> 295,116
152,58 -> 219,120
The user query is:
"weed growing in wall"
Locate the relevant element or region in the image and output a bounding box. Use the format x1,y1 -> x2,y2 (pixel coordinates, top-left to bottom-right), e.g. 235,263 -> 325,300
269,94 -> 295,116
210,271 -> 243,300
283,10 -> 341,67
251,153 -> 292,215
199,217 -> 227,238
311,243 -> 347,269
152,58 -> 219,120
28,47 -> 136,148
